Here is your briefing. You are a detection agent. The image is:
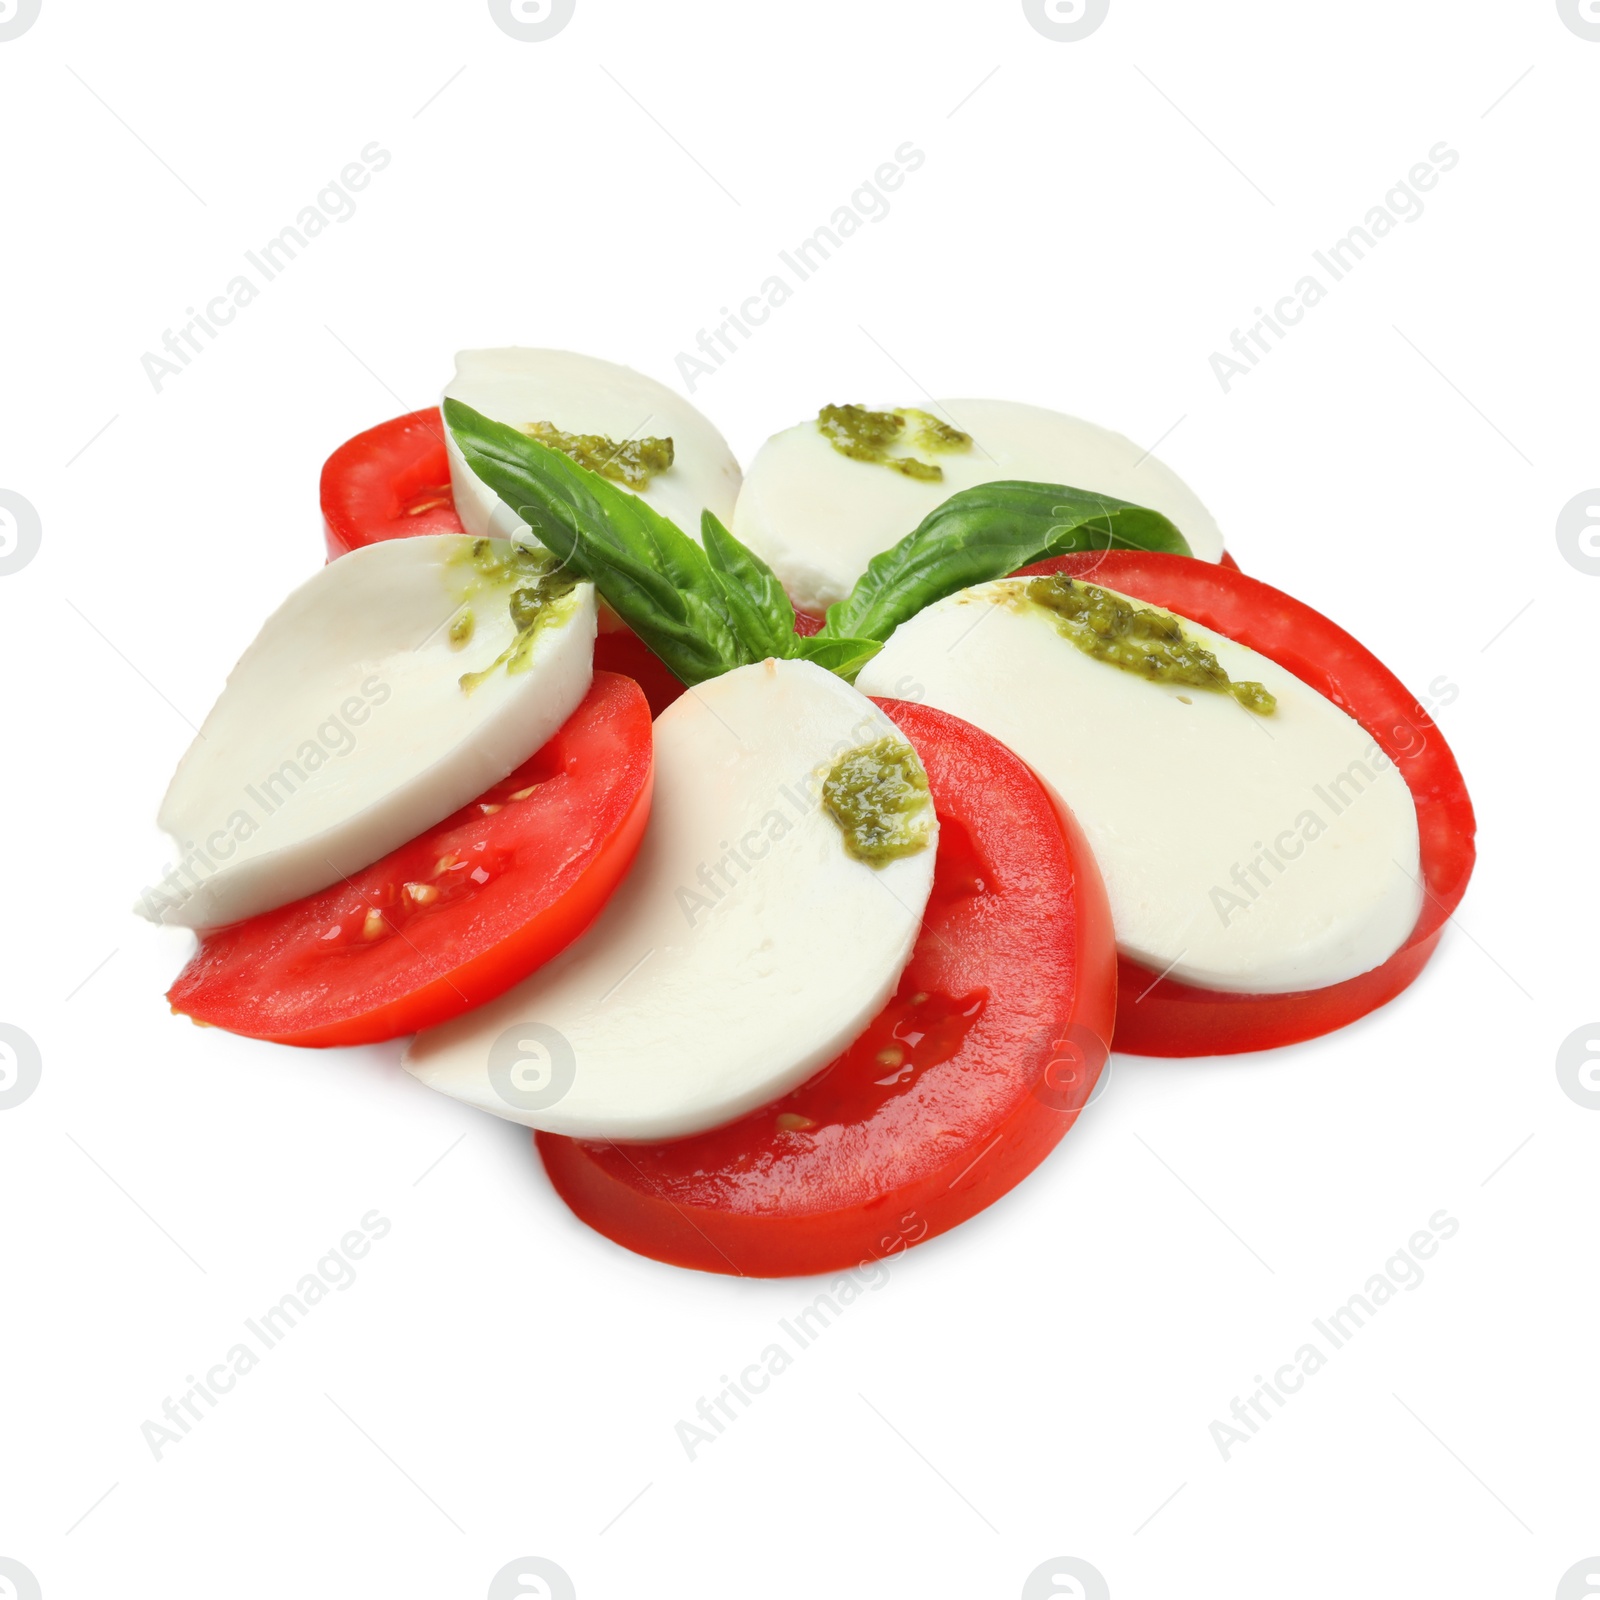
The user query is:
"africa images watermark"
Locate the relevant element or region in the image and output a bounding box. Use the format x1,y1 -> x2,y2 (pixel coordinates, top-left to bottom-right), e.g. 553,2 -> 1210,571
1209,142 -> 1460,394
488,0 -> 575,42
137,675 -> 391,920
0,1023 -> 42,1111
673,141 -> 927,394
674,709 -> 888,928
1208,1208 -> 1459,1461
0,488 -> 42,576
1206,676 -> 1456,928
674,1211 -> 927,1461
140,1210 -> 392,1461
1022,0 -> 1109,43
0,0 -> 41,42
140,141 -> 392,393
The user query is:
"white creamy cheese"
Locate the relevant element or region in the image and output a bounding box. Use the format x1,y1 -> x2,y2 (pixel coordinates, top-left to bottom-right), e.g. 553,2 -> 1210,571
444,347 -> 742,544
858,581 -> 1421,994
144,535 -> 595,930
733,398 -> 1227,614
404,659 -> 938,1141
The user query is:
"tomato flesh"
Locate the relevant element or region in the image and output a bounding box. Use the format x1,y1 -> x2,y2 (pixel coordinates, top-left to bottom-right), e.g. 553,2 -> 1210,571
1012,550 -> 1476,1056
536,698 -> 1117,1278
593,621 -> 688,719
321,408 -> 465,557
168,673 -> 653,1048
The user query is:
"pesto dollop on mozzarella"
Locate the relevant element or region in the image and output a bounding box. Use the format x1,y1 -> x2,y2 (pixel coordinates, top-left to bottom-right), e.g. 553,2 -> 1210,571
443,347 -> 742,545
734,398 -> 1227,614
142,535 -> 595,930
858,581 -> 1421,995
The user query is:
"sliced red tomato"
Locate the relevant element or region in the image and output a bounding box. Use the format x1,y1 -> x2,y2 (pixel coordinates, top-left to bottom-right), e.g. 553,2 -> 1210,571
1012,550 -> 1476,1057
168,673 -> 653,1048
536,698 -> 1117,1278
321,408 -> 465,557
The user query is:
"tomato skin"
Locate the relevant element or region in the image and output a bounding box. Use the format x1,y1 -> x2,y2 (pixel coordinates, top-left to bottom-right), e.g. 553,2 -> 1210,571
321,408 -> 465,557
1012,550 -> 1476,1056
168,674 -> 653,1048
536,699 -> 1117,1278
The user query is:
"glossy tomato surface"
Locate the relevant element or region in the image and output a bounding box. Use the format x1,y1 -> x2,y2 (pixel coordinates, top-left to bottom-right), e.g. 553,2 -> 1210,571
1013,550 -> 1476,1056
537,698 -> 1117,1278
321,408 -> 465,557
169,673 -> 653,1047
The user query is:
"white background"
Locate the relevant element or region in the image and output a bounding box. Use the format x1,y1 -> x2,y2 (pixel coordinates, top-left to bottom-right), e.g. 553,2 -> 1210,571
2,2 -> 1596,1597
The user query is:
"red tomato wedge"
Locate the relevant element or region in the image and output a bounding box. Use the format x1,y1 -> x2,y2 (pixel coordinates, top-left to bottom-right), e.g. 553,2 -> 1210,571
168,673 -> 653,1048
321,408 -> 466,557
536,698 -> 1117,1278
1012,551 -> 1476,1057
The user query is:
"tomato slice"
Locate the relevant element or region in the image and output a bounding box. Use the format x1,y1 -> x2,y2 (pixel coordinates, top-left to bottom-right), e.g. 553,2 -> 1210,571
168,673 -> 653,1048
320,408 -> 466,557
535,698 -> 1117,1278
1011,550 -> 1476,1056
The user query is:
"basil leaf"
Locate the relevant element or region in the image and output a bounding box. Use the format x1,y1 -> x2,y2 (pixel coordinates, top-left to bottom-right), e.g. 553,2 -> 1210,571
445,399 -> 745,686
699,510 -> 798,661
790,634 -> 883,684
820,479 -> 1192,643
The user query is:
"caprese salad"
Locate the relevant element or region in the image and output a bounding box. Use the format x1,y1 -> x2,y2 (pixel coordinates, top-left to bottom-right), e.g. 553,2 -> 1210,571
141,347 -> 1475,1277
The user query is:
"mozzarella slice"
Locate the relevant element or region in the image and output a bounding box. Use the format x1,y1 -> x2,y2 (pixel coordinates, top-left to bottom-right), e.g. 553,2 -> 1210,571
734,398 -> 1226,614
404,659 -> 938,1141
143,535 -> 596,930
857,582 -> 1421,994
444,347 -> 742,544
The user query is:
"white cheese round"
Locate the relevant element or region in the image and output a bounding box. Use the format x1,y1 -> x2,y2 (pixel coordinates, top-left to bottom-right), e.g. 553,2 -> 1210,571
444,347 -> 742,544
144,535 -> 595,930
857,580 -> 1421,995
404,658 -> 938,1141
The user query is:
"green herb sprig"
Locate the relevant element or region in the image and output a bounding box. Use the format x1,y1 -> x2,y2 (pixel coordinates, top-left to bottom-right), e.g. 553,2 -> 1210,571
444,399 -> 1191,689
446,399 -> 881,687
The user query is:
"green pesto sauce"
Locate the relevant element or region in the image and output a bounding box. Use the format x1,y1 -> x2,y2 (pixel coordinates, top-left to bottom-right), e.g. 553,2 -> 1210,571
822,737 -> 934,866
1025,574 -> 1277,715
816,404 -> 972,482
448,538 -> 580,693
522,421 -> 675,491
